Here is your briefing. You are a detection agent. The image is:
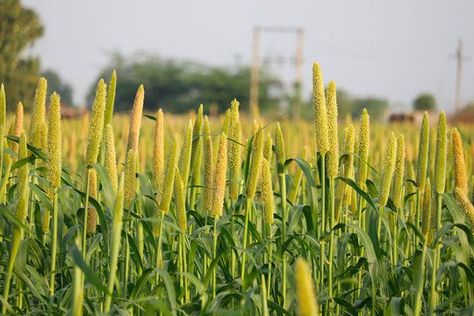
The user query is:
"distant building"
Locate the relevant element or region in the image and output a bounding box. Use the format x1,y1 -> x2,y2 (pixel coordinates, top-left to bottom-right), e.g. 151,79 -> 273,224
388,110 -> 439,125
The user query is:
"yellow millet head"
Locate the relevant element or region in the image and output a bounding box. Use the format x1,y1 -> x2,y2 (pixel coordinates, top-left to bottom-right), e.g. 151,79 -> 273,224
295,257 -> 319,316
229,119 -> 242,200
174,168 -> 187,232
421,178 -> 432,240
454,187 -> 474,228
274,122 -> 286,175
379,132 -> 397,206
124,149 -> 138,209
211,133 -> 228,219
326,80 -> 339,179
159,136 -> 178,214
0,83 -> 5,131
263,132 -> 273,162
261,158 -> 275,225
416,112 -> 429,190
434,111 -> 447,194
11,102 -> 24,153
153,108 -> 165,192
29,77 -> 47,148
392,135 -> 405,209
312,62 -> 329,155
104,124 -> 118,193
104,70 -> 117,127
47,92 -> 62,189
179,120 -> 193,189
127,85 -> 144,152
452,128 -> 468,195
85,79 -> 106,166
202,116 -> 214,215
356,108 -> 370,188
246,123 -> 264,200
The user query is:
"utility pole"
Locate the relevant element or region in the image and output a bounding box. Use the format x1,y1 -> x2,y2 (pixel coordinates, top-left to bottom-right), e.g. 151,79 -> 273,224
454,39 -> 463,112
249,27 -> 261,120
249,26 -> 304,120
293,28 -> 304,120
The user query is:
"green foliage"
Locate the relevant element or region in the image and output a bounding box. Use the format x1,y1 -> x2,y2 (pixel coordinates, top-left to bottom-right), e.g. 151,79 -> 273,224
0,0 -> 43,110
88,53 -> 281,114
413,93 -> 436,111
41,70 -> 73,105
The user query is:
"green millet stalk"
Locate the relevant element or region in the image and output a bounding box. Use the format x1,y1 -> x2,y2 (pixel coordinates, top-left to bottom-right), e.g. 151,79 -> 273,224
86,79 -> 106,166
392,135 -> 405,209
127,85 -> 144,152
29,77 -> 47,148
246,123 -> 264,200
104,70 -> 116,127
417,112 -> 429,190
153,108 -> 164,193
48,93 -> 62,189
379,132 -> 398,206
295,257 -> 319,316
104,124 -> 118,193
2,132 -> 29,314
356,109 -> 370,188
452,128 -> 468,195
312,62 -> 329,154
179,120 -> 193,190
202,116 -> 214,215
326,80 -> 339,179
104,173 -> 124,312
174,169 -> 187,232
434,112 -> 447,194
261,158 -> 275,224
159,136 -> 178,214
211,133 -> 228,219
124,149 -> 138,209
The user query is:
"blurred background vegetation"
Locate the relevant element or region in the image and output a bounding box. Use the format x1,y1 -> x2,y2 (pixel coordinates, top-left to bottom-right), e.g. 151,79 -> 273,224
2,0 -> 454,122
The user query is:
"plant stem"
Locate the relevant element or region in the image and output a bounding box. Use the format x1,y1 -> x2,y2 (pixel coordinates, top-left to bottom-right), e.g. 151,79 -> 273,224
82,168 -> 91,257
278,173 -> 287,308
327,178 -> 335,313
240,198 -> 252,285
212,219 -> 218,298
319,154 -> 326,305
49,190 -> 59,297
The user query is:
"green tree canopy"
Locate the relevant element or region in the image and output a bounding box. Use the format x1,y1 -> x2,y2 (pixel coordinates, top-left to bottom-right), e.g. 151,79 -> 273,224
88,53 -> 281,114
41,70 -> 73,105
0,0 -> 43,111
413,93 -> 436,111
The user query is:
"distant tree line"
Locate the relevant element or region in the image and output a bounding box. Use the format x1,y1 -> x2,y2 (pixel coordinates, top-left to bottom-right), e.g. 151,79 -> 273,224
87,53 -> 282,114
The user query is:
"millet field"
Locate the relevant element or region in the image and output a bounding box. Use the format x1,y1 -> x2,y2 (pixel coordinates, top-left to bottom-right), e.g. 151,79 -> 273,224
0,63 -> 474,315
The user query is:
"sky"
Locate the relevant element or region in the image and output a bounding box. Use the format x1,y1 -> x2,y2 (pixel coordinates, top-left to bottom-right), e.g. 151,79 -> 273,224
23,0 -> 474,112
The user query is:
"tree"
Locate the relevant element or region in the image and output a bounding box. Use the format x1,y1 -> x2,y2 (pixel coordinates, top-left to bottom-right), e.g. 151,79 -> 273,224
88,53 -> 281,114
42,70 -> 73,105
0,0 -> 44,111
413,93 -> 436,111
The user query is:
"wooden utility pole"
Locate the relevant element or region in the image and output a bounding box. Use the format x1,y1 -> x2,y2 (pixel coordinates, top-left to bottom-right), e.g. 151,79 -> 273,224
454,40 -> 463,112
249,27 -> 261,120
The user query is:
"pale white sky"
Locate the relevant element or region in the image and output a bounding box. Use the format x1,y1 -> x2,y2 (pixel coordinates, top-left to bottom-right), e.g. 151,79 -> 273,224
23,0 -> 474,112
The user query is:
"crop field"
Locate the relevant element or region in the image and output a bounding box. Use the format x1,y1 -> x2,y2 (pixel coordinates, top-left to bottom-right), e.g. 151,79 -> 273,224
0,63 -> 474,315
